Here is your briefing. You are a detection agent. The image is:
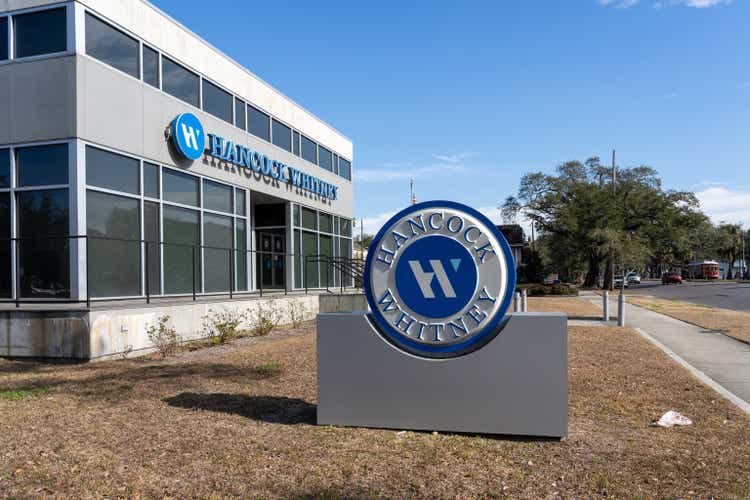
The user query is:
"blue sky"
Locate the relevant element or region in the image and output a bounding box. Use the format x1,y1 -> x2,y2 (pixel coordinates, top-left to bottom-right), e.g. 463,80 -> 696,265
152,0 -> 750,235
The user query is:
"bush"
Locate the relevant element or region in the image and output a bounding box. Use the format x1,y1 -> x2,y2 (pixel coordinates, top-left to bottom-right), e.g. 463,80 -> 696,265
287,300 -> 309,328
250,302 -> 282,337
202,307 -> 247,345
147,314 -> 180,358
518,283 -> 578,297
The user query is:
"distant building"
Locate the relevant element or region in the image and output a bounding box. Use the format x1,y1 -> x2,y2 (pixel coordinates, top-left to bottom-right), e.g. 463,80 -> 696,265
497,225 -> 527,269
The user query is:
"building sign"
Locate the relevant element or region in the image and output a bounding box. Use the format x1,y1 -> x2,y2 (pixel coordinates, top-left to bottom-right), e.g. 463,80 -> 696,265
170,113 -> 338,200
364,201 -> 516,358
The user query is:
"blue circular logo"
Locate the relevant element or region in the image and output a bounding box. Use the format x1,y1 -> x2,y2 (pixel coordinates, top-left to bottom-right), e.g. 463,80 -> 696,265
364,201 -> 516,359
395,235 -> 478,318
171,113 -> 205,161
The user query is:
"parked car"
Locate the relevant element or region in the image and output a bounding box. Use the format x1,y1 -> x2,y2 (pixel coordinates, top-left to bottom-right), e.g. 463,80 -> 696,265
626,272 -> 641,285
614,275 -> 627,288
661,272 -> 683,285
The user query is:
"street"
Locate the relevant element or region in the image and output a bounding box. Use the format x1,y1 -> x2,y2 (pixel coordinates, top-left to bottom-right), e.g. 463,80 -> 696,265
627,281 -> 750,312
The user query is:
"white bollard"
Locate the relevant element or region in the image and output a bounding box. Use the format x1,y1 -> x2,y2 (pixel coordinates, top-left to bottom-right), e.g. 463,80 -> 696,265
514,292 -> 521,312
521,289 -> 528,312
603,291 -> 610,322
617,293 -> 626,327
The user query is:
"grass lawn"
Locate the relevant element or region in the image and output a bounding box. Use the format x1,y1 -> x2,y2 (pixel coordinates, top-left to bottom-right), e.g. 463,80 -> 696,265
1,322 -> 749,498
628,296 -> 750,344
526,296 -> 602,317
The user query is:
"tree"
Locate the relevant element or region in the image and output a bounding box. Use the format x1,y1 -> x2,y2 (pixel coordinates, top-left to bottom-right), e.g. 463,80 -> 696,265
502,158 -> 703,288
355,233 -> 374,253
716,224 -> 742,279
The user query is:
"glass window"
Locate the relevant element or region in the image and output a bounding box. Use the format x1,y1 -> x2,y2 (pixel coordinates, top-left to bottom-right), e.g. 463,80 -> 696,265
272,119 -> 291,152
234,98 -> 246,129
318,146 -> 333,171
144,201 -> 160,295
294,229 -> 302,289
301,135 -> 317,164
0,193 -> 9,297
301,207 -> 317,231
86,146 -> 139,194
319,213 -> 333,233
0,148 -> 8,188
302,231 -> 318,288
247,104 -> 270,141
339,158 -> 352,180
16,189 -> 69,298
143,162 -> 159,198
14,7 -> 67,58
235,189 -> 246,216
204,214 -> 232,293
163,205 -> 200,294
85,13 -> 139,79
163,168 -> 198,207
142,45 -> 159,88
0,18 -> 8,61
292,131 -> 300,156
162,56 -> 199,107
333,154 -> 339,175
236,219 -> 247,291
320,234 -> 333,287
86,190 -> 140,298
293,205 -> 300,227
340,218 -> 352,237
203,179 -> 232,213
16,143 -> 68,187
202,79 -> 232,123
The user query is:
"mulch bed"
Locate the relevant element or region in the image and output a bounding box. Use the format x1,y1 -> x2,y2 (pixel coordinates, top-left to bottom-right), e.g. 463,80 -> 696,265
1,321 -> 749,498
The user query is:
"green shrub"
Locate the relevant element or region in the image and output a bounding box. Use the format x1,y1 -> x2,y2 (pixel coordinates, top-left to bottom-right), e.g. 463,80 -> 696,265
249,302 -> 282,337
518,283 -> 578,296
202,308 -> 247,345
147,314 -> 180,358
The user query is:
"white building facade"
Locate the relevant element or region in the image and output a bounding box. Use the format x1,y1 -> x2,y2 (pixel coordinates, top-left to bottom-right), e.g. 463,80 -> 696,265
0,0 -> 355,307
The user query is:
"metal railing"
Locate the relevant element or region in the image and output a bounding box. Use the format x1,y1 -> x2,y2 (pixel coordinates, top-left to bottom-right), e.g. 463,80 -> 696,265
0,235 -> 362,309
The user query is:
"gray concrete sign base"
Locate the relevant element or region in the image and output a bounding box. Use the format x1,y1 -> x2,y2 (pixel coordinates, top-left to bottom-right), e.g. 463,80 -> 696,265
317,312 -> 568,437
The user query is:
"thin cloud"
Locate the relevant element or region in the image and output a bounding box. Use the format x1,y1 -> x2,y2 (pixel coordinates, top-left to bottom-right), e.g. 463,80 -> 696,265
355,163 -> 468,183
432,152 -> 477,163
601,0 -> 732,7
696,186 -> 750,226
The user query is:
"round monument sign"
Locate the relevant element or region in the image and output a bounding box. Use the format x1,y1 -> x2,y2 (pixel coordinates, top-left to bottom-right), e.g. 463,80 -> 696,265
364,200 -> 516,359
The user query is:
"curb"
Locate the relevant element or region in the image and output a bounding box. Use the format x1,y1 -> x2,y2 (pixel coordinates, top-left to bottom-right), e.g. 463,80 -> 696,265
633,326 -> 750,415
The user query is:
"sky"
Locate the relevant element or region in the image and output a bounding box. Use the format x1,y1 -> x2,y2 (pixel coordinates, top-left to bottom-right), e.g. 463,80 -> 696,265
152,0 -> 750,236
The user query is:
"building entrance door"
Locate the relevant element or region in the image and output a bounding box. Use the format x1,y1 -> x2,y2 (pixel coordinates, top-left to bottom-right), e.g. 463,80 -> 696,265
259,232 -> 285,289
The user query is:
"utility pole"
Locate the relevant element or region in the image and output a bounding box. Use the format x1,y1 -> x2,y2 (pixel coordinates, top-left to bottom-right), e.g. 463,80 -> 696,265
410,177 -> 416,205
608,149 -> 617,291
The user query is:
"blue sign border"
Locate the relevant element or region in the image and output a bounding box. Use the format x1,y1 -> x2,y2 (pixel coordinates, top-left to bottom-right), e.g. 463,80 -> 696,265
171,113 -> 205,161
364,200 -> 517,359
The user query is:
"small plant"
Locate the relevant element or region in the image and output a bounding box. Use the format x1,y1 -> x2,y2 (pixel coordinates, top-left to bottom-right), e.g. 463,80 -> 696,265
0,387 -> 49,401
202,307 -> 247,345
253,362 -> 282,378
147,315 -> 180,358
288,300 -> 309,328
249,302 -> 282,337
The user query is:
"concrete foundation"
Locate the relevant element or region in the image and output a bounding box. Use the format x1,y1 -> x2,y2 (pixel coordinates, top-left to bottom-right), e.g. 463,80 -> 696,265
1,293 -> 354,360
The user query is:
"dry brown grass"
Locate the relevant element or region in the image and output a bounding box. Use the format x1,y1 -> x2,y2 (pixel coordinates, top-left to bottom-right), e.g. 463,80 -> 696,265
629,296 -> 750,344
526,296 -> 602,317
1,322 -> 749,498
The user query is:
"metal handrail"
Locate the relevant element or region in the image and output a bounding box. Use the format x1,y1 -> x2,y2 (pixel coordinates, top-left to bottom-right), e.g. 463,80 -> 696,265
0,234 -> 362,308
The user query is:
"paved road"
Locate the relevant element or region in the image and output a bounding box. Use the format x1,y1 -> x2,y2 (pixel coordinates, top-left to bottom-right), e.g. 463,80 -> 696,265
626,280 -> 750,312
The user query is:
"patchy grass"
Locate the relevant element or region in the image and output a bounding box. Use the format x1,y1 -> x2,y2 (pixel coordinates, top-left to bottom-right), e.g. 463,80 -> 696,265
526,296 -> 602,317
629,296 -> 750,344
0,387 -> 49,401
0,323 -> 749,497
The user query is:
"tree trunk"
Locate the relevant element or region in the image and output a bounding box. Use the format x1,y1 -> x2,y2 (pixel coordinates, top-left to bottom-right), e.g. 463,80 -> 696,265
583,255 -> 599,288
603,257 -> 614,290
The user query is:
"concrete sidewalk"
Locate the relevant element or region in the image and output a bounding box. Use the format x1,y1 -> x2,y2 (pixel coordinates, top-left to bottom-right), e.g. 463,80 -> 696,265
619,300 -> 750,413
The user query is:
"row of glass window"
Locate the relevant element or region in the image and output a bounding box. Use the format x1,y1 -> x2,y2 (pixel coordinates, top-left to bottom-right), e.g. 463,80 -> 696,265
0,7 -> 67,61
82,11 -> 353,181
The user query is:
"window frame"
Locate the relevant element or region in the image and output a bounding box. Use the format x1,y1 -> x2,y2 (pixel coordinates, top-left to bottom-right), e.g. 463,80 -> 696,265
84,11 -> 140,79
201,77 -> 233,124
11,5 -> 70,61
